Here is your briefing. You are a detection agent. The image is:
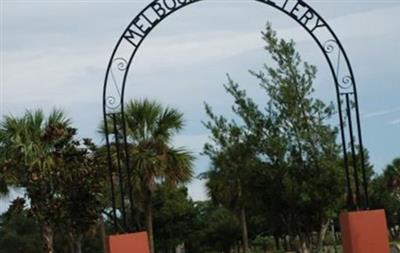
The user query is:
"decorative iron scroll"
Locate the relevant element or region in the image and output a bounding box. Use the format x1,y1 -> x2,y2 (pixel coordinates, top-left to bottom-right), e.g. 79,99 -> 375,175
103,0 -> 369,233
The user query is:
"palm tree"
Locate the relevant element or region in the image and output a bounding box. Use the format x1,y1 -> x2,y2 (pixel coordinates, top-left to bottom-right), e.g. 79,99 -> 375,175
0,115 -> 21,197
107,99 -> 194,253
0,109 -> 72,253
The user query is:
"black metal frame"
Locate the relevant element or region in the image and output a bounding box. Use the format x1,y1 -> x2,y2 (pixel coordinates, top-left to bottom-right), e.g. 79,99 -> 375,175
102,0 -> 369,233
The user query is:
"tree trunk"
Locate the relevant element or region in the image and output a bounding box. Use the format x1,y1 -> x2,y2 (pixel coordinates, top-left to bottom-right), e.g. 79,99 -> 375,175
300,241 -> 310,253
330,221 -> 339,253
69,239 -> 74,253
274,235 -> 280,250
42,222 -> 54,253
136,210 -> 143,230
283,236 -> 288,251
239,207 -> 249,253
316,220 -> 330,252
299,234 -> 310,253
68,233 -> 83,253
100,216 -> 108,253
145,199 -> 155,253
75,236 -> 82,253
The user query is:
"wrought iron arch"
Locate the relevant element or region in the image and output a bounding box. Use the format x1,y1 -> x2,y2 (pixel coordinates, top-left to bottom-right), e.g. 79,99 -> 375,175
103,0 -> 368,233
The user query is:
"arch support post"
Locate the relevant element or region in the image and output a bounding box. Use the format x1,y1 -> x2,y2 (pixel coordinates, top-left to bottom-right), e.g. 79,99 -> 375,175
340,210 -> 390,253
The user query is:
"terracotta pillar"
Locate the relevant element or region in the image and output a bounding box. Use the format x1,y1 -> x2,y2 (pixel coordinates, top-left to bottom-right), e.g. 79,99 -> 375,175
108,231 -> 150,253
340,209 -> 390,253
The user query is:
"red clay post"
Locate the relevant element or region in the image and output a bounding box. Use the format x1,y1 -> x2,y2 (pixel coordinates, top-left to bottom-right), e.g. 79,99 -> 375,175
108,231 -> 150,253
340,209 -> 390,253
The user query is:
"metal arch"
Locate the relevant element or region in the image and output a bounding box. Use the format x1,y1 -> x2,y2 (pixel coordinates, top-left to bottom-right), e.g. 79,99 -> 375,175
102,0 -> 369,233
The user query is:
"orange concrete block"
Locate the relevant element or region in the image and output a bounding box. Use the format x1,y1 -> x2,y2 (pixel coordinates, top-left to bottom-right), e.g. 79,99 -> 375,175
108,231 -> 150,253
340,209 -> 390,253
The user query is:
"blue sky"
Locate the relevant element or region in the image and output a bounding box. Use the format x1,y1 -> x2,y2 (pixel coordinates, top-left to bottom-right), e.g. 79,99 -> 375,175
1,0 -> 399,212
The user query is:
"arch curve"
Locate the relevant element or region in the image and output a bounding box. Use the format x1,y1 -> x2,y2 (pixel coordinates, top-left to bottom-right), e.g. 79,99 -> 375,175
102,0 -> 368,232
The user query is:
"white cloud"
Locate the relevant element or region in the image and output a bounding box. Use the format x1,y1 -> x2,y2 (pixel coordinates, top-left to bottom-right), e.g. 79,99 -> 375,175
173,134 -> 209,152
132,5 -> 400,72
0,188 -> 25,215
363,106 -> 400,119
3,47 -> 107,105
187,179 -> 208,201
3,4 -> 399,112
329,5 -> 400,39
386,119 -> 400,126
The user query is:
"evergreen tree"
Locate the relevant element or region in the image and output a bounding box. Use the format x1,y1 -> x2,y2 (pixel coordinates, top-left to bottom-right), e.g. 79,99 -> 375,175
203,23 -> 344,252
